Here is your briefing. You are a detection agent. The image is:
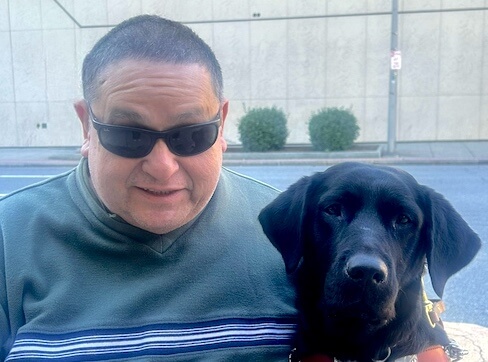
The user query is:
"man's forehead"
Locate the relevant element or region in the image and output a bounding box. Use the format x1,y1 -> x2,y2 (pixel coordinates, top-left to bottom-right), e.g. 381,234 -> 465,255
94,59 -> 214,101
99,58 -> 210,79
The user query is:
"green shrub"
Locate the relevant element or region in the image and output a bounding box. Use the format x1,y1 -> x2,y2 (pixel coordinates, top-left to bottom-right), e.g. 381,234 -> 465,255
308,107 -> 360,151
238,107 -> 288,152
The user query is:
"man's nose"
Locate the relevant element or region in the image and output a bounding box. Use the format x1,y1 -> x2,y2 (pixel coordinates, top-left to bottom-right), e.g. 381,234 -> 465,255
141,139 -> 179,177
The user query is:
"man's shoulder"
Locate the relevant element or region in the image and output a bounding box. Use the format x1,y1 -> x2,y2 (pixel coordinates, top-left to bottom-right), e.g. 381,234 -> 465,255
0,169 -> 73,209
221,167 -> 280,195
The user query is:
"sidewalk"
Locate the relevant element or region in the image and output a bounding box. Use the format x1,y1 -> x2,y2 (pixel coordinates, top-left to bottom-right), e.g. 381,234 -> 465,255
1,140 -> 488,167
223,140 -> 488,166
444,322 -> 488,361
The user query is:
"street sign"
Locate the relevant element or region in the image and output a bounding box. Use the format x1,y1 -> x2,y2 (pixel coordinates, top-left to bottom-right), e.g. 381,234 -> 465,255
391,50 -> 402,70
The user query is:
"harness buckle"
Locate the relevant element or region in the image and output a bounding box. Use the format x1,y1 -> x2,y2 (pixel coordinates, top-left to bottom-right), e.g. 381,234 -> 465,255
444,340 -> 468,361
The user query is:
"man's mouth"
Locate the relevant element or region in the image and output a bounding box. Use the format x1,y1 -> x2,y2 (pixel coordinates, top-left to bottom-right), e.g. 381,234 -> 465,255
140,187 -> 178,196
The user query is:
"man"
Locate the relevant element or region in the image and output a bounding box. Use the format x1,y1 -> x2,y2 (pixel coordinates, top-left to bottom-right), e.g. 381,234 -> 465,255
0,15 -> 296,361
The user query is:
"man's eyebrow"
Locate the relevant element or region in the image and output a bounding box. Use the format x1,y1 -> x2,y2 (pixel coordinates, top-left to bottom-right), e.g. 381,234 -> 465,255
106,108 -> 218,125
171,110 -> 220,125
107,109 -> 144,124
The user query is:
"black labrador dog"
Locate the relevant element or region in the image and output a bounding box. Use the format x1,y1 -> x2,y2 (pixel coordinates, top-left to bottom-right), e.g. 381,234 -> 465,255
259,162 -> 481,362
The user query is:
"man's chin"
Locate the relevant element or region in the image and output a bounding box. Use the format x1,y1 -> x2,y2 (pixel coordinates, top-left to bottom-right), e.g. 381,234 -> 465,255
127,211 -> 192,234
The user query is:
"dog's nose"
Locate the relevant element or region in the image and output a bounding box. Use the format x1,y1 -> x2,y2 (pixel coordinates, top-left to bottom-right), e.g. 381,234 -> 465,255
346,254 -> 388,284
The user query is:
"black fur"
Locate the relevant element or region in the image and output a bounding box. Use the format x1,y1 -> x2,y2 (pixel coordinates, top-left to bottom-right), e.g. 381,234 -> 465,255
259,162 -> 481,361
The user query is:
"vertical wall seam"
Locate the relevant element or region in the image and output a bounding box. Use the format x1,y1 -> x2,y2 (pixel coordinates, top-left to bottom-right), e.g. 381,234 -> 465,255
478,5 -> 486,137
6,0 -> 20,145
40,0 -> 49,141
435,5 -> 443,140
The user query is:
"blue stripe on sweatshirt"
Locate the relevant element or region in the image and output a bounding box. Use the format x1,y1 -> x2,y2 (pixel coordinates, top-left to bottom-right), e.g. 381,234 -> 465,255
6,317 -> 296,361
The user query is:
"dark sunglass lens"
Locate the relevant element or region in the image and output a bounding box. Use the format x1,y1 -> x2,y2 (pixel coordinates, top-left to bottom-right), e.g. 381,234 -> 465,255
98,127 -> 153,158
168,123 -> 218,156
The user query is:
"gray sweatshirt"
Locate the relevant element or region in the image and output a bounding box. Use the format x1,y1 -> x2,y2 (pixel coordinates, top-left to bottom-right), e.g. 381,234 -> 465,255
0,159 -> 297,361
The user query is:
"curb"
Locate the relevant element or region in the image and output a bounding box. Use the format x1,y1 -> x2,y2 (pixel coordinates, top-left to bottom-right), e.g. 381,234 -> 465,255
224,144 -> 383,160
1,144 -> 488,167
222,156 -> 488,166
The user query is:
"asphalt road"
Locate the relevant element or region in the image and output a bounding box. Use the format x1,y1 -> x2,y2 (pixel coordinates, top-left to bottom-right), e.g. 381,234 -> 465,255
1,164 -> 487,326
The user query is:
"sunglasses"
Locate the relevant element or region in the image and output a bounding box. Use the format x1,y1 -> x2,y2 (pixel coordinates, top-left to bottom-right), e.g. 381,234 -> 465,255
87,104 -> 221,158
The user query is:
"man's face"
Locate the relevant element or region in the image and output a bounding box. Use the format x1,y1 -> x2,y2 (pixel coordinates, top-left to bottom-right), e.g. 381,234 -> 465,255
75,59 -> 228,234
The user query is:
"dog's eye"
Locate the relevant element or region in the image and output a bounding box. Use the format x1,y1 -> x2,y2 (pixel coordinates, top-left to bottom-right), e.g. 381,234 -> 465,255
323,204 -> 342,217
396,214 -> 412,226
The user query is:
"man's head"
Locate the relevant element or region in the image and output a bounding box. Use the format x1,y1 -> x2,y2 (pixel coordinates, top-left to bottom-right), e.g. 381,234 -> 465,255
82,15 -> 223,103
74,15 -> 229,235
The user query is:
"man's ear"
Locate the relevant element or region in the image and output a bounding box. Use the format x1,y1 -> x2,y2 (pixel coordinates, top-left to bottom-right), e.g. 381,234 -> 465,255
259,175 -> 312,274
218,99 -> 229,153
424,187 -> 481,297
73,100 -> 91,157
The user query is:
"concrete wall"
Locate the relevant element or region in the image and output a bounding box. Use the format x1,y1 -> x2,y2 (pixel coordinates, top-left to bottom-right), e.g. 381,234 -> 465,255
1,0 -> 487,147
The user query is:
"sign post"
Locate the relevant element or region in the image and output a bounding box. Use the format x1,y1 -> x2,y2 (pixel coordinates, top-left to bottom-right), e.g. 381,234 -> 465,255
387,0 -> 399,154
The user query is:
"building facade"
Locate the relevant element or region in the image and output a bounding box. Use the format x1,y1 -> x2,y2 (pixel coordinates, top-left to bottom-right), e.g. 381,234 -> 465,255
1,0 -> 487,147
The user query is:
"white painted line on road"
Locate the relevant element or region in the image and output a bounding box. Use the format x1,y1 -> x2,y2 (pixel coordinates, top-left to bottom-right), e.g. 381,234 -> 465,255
0,175 -> 53,178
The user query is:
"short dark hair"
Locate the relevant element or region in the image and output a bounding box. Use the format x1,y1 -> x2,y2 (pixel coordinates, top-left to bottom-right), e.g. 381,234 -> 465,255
82,15 -> 223,103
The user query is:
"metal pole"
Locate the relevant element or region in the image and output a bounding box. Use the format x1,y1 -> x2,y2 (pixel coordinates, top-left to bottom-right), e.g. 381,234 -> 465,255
387,0 -> 399,154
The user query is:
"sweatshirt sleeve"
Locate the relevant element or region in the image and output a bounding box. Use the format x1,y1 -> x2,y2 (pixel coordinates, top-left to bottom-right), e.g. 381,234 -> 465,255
0,232 -> 11,361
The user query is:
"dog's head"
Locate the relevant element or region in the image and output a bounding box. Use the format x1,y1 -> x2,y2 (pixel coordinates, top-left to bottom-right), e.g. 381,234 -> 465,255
259,162 -> 480,324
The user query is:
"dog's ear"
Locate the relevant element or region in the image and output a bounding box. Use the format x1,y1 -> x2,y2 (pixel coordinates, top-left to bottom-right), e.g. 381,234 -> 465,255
259,175 -> 312,274
424,188 -> 481,297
